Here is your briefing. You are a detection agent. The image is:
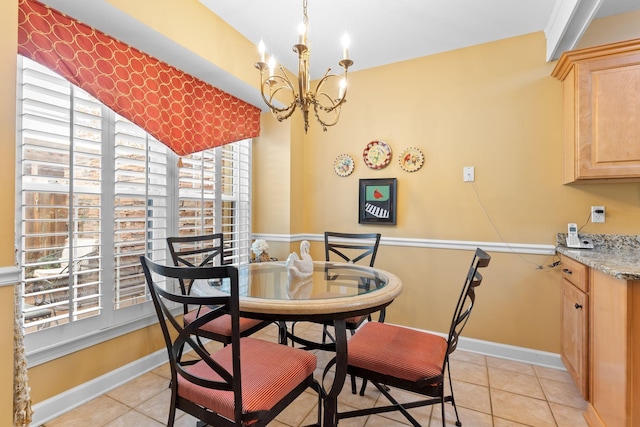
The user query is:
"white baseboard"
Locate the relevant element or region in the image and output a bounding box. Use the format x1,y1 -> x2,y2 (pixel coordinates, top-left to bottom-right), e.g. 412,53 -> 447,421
455,335 -> 564,369
29,333 -> 563,426
390,323 -> 564,370
30,349 -> 168,426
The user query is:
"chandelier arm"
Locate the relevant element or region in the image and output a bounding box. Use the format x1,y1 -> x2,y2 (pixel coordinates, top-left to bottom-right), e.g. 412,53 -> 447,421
258,70 -> 298,115
313,72 -> 348,113
313,92 -> 341,130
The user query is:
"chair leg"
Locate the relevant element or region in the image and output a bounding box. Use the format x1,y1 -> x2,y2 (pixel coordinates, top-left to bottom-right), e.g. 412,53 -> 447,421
167,390 -> 177,427
358,378 -> 368,396
315,380 -> 323,426
322,324 -> 333,344
289,322 -> 297,347
446,361 -> 462,427
375,382 -> 422,427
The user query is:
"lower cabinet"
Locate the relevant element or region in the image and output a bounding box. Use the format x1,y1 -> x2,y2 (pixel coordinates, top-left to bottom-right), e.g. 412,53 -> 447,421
560,255 -> 589,400
561,254 -> 640,427
585,269 -> 640,427
561,278 -> 588,399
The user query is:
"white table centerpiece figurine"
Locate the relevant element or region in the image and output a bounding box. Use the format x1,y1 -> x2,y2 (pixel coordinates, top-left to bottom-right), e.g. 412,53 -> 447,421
285,240 -> 313,299
251,239 -> 271,262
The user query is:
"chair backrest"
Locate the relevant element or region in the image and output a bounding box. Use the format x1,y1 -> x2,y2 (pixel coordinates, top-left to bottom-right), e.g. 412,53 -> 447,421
446,248 -> 491,355
140,256 -> 244,421
324,232 -> 381,267
167,233 -> 225,295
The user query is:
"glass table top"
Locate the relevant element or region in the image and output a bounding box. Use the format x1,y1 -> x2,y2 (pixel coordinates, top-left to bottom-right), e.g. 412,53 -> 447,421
191,261 -> 402,317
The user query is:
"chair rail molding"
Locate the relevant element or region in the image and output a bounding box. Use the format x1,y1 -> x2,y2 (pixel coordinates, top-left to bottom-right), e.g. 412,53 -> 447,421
0,265 -> 20,287
252,234 -> 556,256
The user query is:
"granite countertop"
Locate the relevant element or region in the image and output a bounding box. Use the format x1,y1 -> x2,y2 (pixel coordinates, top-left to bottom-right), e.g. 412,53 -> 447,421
556,234 -> 640,281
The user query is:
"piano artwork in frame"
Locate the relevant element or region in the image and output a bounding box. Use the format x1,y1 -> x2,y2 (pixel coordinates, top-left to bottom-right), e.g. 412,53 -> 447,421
358,178 -> 397,225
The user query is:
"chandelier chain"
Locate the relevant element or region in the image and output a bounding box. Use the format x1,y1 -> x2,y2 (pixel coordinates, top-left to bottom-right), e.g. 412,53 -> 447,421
303,0 -> 308,27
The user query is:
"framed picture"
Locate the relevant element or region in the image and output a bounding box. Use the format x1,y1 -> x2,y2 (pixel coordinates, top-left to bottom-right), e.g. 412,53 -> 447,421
359,178 -> 397,224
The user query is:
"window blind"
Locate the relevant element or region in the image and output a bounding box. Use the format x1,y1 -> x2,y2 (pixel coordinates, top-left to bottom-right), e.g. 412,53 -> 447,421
20,58 -> 103,328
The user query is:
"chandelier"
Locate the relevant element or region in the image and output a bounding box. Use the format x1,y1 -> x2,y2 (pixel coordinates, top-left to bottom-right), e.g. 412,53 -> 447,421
254,0 -> 353,132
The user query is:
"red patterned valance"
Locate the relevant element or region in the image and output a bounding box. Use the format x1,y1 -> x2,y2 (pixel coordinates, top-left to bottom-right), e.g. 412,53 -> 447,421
17,0 -> 260,156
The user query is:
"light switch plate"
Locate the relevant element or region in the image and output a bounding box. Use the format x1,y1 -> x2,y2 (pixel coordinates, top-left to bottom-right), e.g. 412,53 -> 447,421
463,166 -> 475,182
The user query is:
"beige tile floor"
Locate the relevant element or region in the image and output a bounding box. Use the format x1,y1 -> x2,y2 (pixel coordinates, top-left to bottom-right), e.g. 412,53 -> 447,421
42,323 -> 588,427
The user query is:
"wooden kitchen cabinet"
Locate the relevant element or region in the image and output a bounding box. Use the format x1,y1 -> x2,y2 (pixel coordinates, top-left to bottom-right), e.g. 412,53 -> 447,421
586,269 -> 640,427
552,38 -> 640,183
559,253 -> 640,427
560,255 -> 589,399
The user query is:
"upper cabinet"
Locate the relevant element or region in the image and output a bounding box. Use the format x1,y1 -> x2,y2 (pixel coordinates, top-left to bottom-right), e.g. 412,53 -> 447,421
552,39 -> 640,183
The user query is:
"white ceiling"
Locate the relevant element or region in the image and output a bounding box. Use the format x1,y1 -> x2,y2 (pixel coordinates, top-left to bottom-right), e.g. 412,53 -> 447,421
39,0 -> 640,109
199,0 -> 640,78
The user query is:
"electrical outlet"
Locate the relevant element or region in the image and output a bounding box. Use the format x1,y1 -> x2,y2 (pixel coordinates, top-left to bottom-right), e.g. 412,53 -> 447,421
463,166 -> 475,182
591,206 -> 605,223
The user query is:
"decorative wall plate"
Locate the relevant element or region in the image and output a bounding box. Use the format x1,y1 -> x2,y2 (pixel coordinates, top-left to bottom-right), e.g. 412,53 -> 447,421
398,147 -> 425,172
333,154 -> 355,177
363,140 -> 392,169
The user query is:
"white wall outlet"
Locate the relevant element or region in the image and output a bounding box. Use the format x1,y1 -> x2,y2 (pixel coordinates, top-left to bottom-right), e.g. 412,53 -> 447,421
591,206 -> 605,223
463,166 -> 475,182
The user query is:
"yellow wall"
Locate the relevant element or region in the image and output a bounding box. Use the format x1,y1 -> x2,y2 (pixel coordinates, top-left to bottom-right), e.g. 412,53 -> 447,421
3,0 -> 640,415
1,1 -> 17,266
0,285 -> 15,427
576,9 -> 640,49
294,32 -> 572,351
105,0 -> 258,93
28,326 -> 166,403
1,0 -> 18,425
257,22 -> 640,352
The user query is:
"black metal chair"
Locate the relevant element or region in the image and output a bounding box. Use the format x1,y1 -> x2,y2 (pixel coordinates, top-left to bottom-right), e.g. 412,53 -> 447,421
289,232 -> 382,394
337,248 -> 491,427
323,232 -> 383,338
167,234 -> 270,345
140,256 -> 321,427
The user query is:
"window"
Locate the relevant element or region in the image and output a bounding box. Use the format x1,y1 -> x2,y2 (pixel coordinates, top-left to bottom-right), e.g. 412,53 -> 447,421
177,146 -> 252,263
16,56 -> 252,358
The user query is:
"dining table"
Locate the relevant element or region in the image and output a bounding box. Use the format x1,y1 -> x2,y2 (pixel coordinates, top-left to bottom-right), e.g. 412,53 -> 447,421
191,260 -> 403,427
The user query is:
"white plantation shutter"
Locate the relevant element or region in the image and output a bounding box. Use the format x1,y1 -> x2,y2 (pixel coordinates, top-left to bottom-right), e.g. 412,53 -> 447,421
177,151 -> 217,236
19,58 -> 103,329
17,55 -> 252,359
17,56 -> 252,360
113,118 -> 169,309
177,141 -> 252,264
220,142 -> 252,264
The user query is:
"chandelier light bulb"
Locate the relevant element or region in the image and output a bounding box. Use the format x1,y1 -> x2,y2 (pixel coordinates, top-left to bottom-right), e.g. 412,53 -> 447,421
258,39 -> 266,63
341,33 -> 350,60
339,78 -> 347,98
267,56 -> 276,77
298,22 -> 306,45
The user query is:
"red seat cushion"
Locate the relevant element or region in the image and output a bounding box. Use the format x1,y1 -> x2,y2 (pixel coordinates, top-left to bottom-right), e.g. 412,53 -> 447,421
184,307 -> 264,336
177,337 -> 316,421
345,314 -> 367,326
348,322 -> 447,383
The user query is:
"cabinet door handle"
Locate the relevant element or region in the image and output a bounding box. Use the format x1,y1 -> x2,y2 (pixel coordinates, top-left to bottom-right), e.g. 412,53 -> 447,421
575,303 -> 583,309
562,268 -> 572,274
